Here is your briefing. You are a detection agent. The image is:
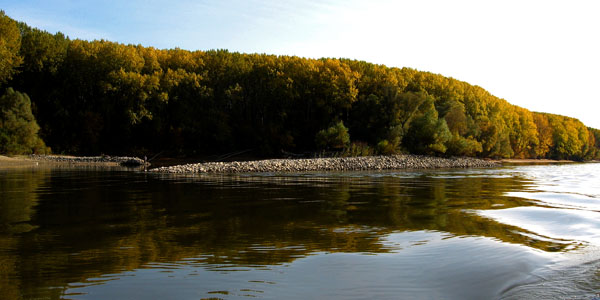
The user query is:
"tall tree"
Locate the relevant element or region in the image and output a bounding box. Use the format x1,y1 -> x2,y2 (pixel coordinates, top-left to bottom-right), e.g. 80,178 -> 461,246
0,88 -> 48,154
0,11 -> 23,85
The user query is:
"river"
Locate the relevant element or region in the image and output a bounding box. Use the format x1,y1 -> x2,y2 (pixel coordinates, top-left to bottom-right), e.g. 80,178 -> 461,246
1,162 -> 599,299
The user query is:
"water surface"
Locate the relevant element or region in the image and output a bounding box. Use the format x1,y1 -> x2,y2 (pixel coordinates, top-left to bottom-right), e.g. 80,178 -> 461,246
1,163 -> 599,299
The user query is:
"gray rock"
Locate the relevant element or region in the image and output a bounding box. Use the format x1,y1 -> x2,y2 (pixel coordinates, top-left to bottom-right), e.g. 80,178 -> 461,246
149,155 -> 499,174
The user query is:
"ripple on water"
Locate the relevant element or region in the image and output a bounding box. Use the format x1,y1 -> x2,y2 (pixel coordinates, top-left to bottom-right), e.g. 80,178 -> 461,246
478,163 -> 600,248
478,207 -> 600,246
477,163 -> 600,299
508,191 -> 600,211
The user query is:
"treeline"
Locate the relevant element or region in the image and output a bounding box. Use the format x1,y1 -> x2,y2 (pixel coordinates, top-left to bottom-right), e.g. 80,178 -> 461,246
1,12 -> 599,159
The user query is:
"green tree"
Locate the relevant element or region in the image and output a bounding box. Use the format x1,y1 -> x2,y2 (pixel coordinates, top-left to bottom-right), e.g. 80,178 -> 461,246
404,109 -> 451,155
316,121 -> 350,150
446,133 -> 482,156
0,88 -> 48,154
402,95 -> 452,155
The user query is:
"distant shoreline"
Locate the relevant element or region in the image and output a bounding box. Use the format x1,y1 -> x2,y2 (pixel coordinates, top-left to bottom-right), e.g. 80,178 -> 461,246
0,155 -> 147,167
1,154 -> 588,171
499,158 -> 576,164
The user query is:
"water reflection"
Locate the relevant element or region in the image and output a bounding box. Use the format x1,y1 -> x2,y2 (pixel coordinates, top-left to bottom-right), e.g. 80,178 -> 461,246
0,164 -> 599,299
68,231 -> 551,300
0,167 -> 49,300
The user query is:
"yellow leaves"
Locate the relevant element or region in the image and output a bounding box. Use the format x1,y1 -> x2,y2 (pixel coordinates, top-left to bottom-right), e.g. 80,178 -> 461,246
542,114 -> 591,159
443,102 -> 468,135
136,46 -> 161,73
7,17 -> 600,158
162,48 -> 204,72
106,69 -> 165,124
157,92 -> 169,103
224,83 -> 243,99
505,107 -> 539,158
108,69 -> 160,95
533,114 -> 553,157
67,40 -> 145,73
161,68 -> 202,90
316,59 -> 360,103
0,11 -> 23,83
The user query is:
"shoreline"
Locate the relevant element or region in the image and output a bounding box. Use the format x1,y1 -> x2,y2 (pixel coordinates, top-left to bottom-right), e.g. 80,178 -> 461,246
149,155 -> 500,173
2,154 -> 590,172
0,154 -> 147,167
499,158 -> 576,164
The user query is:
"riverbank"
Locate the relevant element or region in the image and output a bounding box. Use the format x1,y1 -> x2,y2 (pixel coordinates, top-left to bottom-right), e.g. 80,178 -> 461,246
0,155 -> 38,167
500,158 -> 576,164
0,155 -> 148,167
3,154 -> 588,172
30,154 -> 148,166
149,155 -> 500,173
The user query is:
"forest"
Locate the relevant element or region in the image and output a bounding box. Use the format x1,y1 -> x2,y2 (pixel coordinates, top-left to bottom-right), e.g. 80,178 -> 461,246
1,11 -> 599,160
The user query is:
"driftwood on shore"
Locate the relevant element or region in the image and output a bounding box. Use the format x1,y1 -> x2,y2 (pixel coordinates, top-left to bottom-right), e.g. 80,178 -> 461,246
150,155 -> 499,174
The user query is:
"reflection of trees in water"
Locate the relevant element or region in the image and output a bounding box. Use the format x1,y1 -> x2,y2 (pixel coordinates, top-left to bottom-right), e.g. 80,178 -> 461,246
0,168 -> 49,300
0,168 -> 48,233
0,170 -> 569,299
0,237 -> 21,300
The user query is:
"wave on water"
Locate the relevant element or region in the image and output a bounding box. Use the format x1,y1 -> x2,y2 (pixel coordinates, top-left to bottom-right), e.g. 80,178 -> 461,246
473,163 -> 600,299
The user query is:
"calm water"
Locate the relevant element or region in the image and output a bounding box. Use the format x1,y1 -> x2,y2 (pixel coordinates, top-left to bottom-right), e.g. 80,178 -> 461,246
1,163 -> 599,299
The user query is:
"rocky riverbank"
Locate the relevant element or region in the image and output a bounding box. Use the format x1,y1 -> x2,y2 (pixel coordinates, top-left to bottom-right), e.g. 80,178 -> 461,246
30,154 -> 148,166
150,155 -> 499,173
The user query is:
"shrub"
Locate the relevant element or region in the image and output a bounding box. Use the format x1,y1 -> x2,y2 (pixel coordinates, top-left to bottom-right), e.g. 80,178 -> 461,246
342,141 -> 374,157
315,121 -> 350,150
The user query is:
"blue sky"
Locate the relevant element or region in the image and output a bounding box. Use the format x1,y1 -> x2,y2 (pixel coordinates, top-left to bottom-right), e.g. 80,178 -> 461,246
2,0 -> 600,128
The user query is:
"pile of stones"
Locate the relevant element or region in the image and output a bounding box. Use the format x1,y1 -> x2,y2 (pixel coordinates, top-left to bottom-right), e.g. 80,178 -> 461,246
150,155 -> 499,174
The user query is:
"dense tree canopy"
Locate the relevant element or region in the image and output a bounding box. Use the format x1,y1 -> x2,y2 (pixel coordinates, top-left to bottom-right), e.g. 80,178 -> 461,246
2,14 -> 598,160
0,11 -> 23,84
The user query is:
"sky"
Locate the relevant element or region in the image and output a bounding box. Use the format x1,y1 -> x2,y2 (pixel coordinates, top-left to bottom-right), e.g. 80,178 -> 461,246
2,0 -> 599,128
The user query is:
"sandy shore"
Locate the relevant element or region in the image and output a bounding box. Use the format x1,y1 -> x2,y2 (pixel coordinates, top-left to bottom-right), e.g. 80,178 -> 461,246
150,155 -> 500,174
0,155 -> 38,166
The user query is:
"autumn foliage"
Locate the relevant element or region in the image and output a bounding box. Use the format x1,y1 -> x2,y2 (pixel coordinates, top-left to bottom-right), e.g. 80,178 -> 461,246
1,12 -> 598,159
